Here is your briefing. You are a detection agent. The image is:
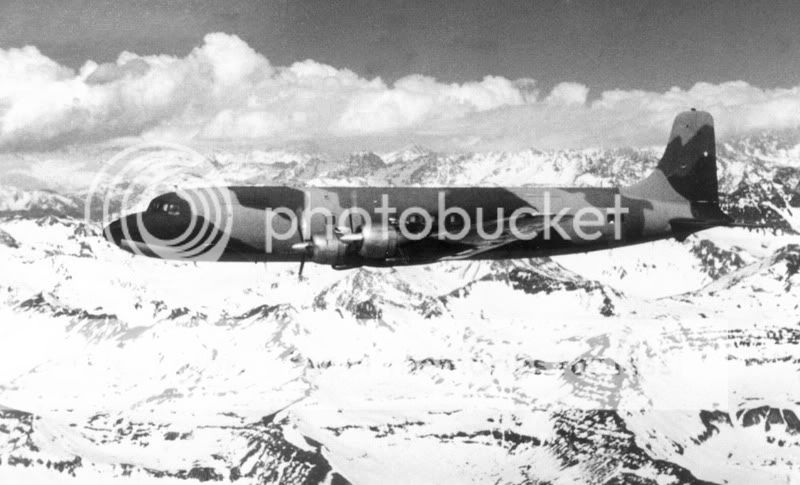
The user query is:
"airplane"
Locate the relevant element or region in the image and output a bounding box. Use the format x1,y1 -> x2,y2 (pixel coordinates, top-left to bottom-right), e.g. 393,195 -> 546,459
104,110 -> 744,278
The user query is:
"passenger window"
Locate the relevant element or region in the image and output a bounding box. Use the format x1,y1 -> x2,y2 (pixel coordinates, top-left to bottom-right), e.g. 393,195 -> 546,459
446,214 -> 465,228
404,214 -> 425,234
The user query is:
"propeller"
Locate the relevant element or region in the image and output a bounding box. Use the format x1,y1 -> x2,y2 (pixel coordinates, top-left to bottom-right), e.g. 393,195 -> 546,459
290,198 -> 383,279
297,234 -> 307,280
339,232 -> 362,243
334,206 -> 364,243
332,206 -> 358,243
290,191 -> 313,280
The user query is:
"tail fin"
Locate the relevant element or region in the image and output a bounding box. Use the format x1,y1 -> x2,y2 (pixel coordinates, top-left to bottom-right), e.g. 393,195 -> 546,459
628,109 -> 728,219
658,109 -> 719,205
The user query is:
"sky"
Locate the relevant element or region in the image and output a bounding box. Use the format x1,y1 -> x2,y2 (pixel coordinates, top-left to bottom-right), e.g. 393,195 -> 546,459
1,0 -> 800,154
4,0 -> 800,92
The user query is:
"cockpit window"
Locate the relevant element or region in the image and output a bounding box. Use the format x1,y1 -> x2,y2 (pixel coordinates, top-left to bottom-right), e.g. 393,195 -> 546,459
147,197 -> 187,216
164,203 -> 181,216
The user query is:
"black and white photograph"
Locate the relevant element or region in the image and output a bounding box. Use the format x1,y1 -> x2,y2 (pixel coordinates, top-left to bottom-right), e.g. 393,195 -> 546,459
0,1 -> 799,483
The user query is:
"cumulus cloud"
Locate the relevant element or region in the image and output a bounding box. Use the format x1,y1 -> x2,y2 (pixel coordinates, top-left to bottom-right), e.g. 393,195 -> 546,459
431,81 -> 800,150
0,32 -> 799,152
0,33 -> 536,150
546,82 -> 589,106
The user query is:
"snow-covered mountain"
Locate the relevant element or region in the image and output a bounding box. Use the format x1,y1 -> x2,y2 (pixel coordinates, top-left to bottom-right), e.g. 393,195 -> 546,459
1,130 -> 799,484
0,186 -> 83,218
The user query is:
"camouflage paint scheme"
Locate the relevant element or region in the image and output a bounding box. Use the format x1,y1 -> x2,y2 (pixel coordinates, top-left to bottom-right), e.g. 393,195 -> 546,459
105,110 -> 733,269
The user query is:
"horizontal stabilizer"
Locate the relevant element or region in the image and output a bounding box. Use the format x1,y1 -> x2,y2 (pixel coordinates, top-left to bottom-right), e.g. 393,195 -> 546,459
670,217 -> 773,240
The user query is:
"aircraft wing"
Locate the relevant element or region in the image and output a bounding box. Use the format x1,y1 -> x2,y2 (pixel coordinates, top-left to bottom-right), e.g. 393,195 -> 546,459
436,213 -> 573,261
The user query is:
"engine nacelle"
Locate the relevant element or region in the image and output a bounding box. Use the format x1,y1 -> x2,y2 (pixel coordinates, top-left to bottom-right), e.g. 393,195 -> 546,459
309,234 -> 348,266
358,224 -> 400,259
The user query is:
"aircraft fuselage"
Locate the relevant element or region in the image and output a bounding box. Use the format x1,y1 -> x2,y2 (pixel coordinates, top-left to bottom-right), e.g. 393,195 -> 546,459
105,184 -> 692,266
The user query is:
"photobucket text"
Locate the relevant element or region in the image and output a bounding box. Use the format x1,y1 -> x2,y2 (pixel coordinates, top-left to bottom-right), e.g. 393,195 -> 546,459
265,191 -> 629,252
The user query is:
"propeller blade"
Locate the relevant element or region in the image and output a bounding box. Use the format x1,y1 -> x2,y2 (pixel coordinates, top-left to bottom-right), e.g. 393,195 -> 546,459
339,233 -> 363,244
297,192 -> 310,280
298,255 -> 306,280
291,241 -> 312,253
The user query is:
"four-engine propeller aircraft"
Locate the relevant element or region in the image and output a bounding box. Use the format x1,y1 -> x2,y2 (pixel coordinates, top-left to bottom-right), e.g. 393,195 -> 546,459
105,110 -> 744,277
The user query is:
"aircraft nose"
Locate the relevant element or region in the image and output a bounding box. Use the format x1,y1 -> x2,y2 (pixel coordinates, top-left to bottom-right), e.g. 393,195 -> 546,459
103,219 -> 123,246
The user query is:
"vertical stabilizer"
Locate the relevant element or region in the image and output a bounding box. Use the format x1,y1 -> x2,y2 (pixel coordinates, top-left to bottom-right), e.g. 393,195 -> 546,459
627,110 -> 726,215
626,110 -> 732,235
657,110 -> 719,204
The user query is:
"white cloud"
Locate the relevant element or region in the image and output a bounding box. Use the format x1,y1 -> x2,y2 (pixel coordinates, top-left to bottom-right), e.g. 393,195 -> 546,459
0,33 -> 799,152
428,81 -> 800,150
334,75 -> 534,135
546,82 -> 589,106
